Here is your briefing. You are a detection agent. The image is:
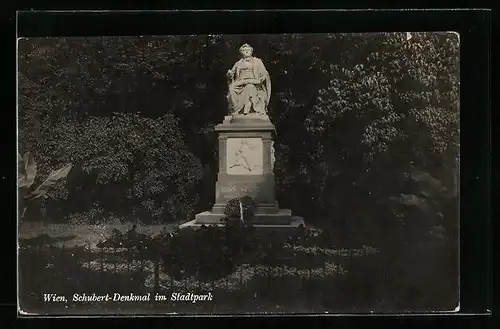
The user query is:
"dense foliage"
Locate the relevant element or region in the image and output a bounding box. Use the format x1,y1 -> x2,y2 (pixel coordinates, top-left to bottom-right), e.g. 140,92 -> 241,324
18,37 -> 207,224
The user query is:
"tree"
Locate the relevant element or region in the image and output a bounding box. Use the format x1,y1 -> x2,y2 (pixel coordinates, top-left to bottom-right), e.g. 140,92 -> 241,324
48,112 -> 202,223
18,37 -> 205,223
268,33 -> 459,242
278,32 -> 460,309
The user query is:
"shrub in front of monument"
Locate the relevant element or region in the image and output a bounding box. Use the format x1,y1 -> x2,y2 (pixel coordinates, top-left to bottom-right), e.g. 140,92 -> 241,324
223,197 -> 242,223
223,196 -> 257,225
240,195 -> 258,220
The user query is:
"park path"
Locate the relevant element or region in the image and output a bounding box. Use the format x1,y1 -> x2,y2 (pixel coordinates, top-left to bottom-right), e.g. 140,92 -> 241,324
18,222 -> 178,248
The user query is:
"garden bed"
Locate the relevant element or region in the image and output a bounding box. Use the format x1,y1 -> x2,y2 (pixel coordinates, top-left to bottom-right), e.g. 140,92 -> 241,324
18,223 -> 384,314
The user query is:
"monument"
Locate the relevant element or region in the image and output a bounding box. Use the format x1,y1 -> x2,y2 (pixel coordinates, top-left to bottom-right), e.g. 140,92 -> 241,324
180,44 -> 305,229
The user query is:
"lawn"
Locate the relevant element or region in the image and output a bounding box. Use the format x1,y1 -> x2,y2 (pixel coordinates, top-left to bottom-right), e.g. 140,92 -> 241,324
18,221 -> 368,314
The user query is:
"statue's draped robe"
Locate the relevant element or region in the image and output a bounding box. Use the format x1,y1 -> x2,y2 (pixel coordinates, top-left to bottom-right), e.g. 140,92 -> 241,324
227,57 -> 271,114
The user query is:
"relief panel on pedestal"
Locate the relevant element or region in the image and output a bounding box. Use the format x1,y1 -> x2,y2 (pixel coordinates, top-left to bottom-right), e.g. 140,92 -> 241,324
226,138 -> 263,175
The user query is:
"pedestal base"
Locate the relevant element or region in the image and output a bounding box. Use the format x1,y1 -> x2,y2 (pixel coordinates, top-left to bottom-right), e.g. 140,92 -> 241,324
179,216 -> 305,232
180,115 -> 306,231
193,208 -> 294,225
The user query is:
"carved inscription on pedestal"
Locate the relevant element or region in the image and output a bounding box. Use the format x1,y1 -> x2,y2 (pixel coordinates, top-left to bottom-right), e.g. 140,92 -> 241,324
226,138 -> 263,175
219,184 -> 259,200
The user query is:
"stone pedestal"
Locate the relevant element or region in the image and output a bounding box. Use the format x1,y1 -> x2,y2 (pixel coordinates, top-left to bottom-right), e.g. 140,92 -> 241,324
180,114 -> 304,229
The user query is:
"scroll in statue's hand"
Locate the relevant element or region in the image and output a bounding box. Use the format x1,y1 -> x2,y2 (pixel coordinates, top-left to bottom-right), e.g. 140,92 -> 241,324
233,78 -> 260,87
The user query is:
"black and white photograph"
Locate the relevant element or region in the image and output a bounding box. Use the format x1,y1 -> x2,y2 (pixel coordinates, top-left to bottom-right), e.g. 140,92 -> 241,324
17,32 -> 460,315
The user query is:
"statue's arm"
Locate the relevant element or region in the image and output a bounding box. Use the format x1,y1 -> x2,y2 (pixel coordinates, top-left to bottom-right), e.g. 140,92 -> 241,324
254,58 -> 271,104
227,62 -> 238,80
265,73 -> 271,104
255,58 -> 269,83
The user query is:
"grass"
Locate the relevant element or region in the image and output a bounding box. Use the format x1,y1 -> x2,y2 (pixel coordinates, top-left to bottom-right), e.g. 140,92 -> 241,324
18,222 -> 178,248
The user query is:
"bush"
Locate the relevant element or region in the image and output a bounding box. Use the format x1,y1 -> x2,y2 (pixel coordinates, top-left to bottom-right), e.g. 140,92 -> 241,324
223,196 -> 257,222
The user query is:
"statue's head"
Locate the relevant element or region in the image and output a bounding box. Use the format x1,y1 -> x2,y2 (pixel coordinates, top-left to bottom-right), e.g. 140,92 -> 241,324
239,43 -> 253,58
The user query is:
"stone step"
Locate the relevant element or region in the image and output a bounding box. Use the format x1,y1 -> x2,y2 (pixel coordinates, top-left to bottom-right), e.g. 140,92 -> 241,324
210,203 -> 281,215
179,216 -> 305,232
194,209 -> 295,225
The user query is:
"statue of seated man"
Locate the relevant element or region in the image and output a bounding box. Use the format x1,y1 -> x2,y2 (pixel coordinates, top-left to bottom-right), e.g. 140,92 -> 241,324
226,43 -> 271,116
